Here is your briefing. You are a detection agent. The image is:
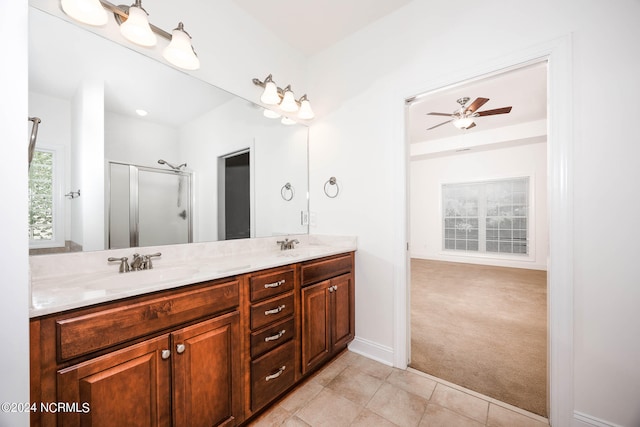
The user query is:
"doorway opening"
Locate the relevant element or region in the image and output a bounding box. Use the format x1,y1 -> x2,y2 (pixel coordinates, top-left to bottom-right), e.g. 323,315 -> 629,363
218,150 -> 251,240
406,61 -> 548,417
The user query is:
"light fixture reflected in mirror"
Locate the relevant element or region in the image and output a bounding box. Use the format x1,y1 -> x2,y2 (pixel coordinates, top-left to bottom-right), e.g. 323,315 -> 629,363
61,0 -> 108,26
281,117 -> 296,125
60,0 -> 199,71
119,0 -> 156,47
263,108 -> 281,119
163,22 -> 200,70
252,75 -> 315,122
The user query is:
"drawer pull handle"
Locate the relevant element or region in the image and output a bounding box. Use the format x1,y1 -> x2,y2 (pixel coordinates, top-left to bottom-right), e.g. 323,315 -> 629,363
265,365 -> 286,382
161,349 -> 171,360
176,344 -> 186,354
265,304 -> 285,315
264,329 -> 286,342
264,279 -> 285,289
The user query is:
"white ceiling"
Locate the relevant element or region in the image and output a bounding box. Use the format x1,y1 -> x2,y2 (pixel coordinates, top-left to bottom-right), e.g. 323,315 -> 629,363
231,0 -> 413,55
408,62 -> 548,144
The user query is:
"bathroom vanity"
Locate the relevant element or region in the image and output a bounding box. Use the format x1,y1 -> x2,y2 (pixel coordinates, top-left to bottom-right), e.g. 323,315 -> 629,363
29,237 -> 355,426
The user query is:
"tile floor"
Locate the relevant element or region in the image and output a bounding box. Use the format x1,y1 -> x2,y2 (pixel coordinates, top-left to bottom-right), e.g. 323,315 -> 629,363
249,351 -> 549,427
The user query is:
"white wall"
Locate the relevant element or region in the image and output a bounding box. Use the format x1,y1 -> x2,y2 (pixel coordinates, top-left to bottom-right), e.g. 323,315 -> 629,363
306,1 -> 640,426
411,141 -> 548,270
1,0 -> 30,425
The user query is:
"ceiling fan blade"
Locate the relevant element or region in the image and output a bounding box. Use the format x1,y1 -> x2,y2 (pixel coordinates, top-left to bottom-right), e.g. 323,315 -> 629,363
465,97 -> 490,114
427,112 -> 453,116
476,106 -> 512,116
464,122 -> 477,130
427,120 -> 452,130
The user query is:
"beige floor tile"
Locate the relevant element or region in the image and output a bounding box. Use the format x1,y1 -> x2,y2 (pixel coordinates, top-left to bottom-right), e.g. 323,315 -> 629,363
326,364 -> 384,405
366,382 -> 428,427
419,404 -> 485,427
430,384 -> 488,424
487,404 -> 549,427
279,379 -> 324,413
386,369 -> 438,400
296,388 -> 364,427
249,404 -> 292,426
282,415 -> 312,426
310,356 -> 350,387
349,354 -> 394,380
350,408 -> 399,427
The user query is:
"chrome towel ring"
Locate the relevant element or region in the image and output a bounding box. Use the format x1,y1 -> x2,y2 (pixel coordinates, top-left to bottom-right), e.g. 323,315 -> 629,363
281,182 -> 294,201
324,177 -> 340,198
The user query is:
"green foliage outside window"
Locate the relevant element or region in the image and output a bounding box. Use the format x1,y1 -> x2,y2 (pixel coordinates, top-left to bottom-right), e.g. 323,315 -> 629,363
29,150 -> 54,241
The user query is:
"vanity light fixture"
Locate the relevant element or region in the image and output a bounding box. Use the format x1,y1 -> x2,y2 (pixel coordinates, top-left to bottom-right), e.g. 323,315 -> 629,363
162,22 -> 200,71
281,117 -> 296,125
60,0 -> 200,70
119,0 -> 156,47
252,75 -> 315,121
263,109 -> 281,119
61,0 -> 108,26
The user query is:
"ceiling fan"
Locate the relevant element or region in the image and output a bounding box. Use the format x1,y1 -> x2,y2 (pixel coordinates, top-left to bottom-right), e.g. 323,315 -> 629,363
427,97 -> 512,130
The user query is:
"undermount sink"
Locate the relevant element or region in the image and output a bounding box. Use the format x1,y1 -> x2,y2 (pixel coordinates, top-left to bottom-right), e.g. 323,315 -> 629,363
84,266 -> 201,291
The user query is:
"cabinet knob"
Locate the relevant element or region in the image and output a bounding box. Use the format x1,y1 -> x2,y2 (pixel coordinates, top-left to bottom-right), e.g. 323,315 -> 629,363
328,285 -> 338,293
176,343 -> 186,354
161,349 -> 171,360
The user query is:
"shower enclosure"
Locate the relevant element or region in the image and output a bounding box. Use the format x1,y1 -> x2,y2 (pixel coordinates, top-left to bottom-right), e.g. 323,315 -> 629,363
108,161 -> 192,249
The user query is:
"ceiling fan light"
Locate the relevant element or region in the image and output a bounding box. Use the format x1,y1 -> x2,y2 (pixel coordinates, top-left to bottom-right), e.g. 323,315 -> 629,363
163,22 -> 200,70
453,117 -> 474,129
120,4 -> 157,47
280,86 -> 299,113
61,0 -> 108,26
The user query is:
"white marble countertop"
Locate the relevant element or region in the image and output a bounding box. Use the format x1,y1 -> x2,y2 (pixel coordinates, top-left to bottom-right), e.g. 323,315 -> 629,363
30,235 -> 357,318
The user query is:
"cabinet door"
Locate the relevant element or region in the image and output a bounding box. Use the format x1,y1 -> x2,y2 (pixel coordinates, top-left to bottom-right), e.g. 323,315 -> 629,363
171,311 -> 241,427
57,335 -> 171,427
301,280 -> 330,375
331,274 -> 355,350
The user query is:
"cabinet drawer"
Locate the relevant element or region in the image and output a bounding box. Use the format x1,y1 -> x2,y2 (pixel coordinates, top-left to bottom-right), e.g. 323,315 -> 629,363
250,292 -> 294,330
251,340 -> 295,411
250,317 -> 295,359
301,253 -> 353,286
250,268 -> 294,302
56,280 -> 239,361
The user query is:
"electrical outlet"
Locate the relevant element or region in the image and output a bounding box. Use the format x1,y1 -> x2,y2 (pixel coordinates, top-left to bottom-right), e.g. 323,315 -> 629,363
301,211 -> 309,225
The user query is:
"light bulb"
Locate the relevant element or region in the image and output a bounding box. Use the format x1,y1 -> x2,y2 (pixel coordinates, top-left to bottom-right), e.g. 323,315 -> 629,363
163,23 -> 200,70
120,4 -> 157,47
280,86 -> 299,113
61,0 -> 108,26
453,117 -> 474,129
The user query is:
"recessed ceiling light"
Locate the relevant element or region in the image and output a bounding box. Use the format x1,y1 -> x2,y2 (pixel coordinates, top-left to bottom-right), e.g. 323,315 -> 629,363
136,109 -> 148,117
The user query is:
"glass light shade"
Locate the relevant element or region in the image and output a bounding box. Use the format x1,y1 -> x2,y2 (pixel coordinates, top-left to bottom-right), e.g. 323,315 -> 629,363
279,88 -> 299,113
297,99 -> 314,120
61,0 -> 108,26
163,25 -> 200,70
281,117 -> 296,125
120,6 -> 157,47
263,109 -> 281,119
453,117 -> 474,129
260,81 -> 280,105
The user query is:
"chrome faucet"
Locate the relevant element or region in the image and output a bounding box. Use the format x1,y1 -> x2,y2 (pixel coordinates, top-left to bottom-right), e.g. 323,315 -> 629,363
276,238 -> 299,250
108,252 -> 162,273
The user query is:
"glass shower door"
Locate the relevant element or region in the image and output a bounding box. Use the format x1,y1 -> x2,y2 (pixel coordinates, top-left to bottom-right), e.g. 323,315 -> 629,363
109,162 -> 191,249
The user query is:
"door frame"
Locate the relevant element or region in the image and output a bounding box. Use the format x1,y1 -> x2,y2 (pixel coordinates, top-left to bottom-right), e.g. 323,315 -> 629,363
395,35 -> 574,426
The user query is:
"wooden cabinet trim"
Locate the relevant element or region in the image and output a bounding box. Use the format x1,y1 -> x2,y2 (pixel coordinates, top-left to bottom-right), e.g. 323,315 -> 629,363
301,253 -> 353,287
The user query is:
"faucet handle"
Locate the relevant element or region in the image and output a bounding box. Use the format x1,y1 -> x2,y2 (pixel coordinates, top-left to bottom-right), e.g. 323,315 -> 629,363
108,256 -> 130,273
143,253 -> 162,269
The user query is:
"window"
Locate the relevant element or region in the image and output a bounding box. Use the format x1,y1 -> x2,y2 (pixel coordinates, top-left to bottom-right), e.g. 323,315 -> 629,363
29,147 -> 64,248
443,177 -> 529,255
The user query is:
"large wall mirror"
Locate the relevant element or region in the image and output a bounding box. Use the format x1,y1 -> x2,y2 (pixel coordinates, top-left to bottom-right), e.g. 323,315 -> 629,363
28,5 -> 309,255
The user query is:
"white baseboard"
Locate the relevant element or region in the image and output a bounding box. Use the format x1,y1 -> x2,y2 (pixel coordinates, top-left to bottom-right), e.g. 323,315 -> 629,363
347,336 -> 394,366
573,411 -> 622,427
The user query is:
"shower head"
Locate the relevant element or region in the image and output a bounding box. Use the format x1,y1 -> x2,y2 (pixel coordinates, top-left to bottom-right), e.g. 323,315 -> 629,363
157,159 -> 187,171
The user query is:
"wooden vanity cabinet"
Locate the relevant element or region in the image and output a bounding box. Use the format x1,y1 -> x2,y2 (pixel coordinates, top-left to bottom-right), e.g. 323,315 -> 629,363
300,253 -> 355,375
30,278 -> 242,427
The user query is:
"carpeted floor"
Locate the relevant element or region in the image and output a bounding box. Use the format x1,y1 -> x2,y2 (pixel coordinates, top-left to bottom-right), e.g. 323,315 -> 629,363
410,259 -> 547,417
